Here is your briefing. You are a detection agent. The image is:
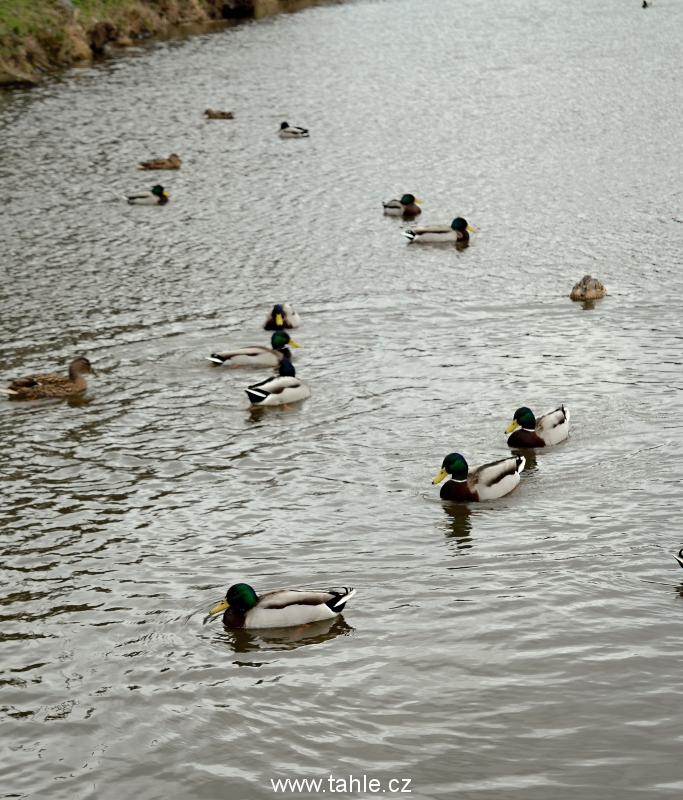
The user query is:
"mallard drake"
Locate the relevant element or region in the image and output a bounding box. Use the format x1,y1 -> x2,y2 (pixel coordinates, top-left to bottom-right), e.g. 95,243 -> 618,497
279,122 -> 309,138
207,331 -> 300,367
672,549 -> 683,568
0,357 -> 96,399
204,109 -> 234,119
403,217 -> 475,243
383,194 -> 422,216
433,453 -> 525,501
263,303 -> 301,330
126,185 -> 170,205
136,154 -> 182,170
209,583 -> 355,629
506,406 -> 570,448
570,275 -> 607,301
245,359 -> 310,406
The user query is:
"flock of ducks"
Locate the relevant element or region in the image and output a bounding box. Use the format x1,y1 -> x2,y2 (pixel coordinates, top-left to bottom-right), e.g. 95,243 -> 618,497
3,115 -> 675,631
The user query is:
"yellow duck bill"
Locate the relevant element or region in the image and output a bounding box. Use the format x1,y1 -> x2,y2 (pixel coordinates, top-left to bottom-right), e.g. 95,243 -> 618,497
505,420 -> 520,434
209,598 -> 230,615
432,467 -> 449,485
466,225 -> 476,232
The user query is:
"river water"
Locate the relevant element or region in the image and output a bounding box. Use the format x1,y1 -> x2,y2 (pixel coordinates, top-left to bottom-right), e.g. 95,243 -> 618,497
1,0 -> 683,797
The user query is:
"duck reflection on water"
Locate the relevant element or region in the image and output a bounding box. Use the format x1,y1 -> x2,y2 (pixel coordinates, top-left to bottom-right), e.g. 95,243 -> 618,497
213,616 -> 354,653
442,502 -> 473,544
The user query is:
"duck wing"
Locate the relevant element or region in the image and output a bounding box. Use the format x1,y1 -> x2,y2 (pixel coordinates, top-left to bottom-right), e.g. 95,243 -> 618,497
468,456 -> 525,500
9,371 -> 68,390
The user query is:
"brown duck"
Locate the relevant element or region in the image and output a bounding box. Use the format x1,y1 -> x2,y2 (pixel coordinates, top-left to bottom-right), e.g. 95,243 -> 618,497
570,275 -> 606,301
0,357 -> 97,399
204,109 -> 234,119
137,154 -> 182,170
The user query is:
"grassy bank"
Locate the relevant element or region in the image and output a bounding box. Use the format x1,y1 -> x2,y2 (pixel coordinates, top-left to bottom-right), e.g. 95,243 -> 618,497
0,0 -> 266,84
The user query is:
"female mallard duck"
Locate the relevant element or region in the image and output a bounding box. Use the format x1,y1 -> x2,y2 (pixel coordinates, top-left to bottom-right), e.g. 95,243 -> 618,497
127,185 -> 170,205
383,194 -> 422,216
403,217 -> 475,243
279,122 -> 309,138
672,549 -> 683,568
207,331 -> 300,367
433,453 -> 525,501
209,583 -> 355,629
0,357 -> 96,399
136,154 -> 182,170
505,406 -> 570,447
204,109 -> 234,119
245,359 -> 310,406
263,303 -> 301,330
570,275 -> 606,301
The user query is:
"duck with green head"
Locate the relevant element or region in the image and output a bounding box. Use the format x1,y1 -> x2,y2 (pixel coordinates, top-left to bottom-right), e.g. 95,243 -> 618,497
126,185 -> 170,205
505,405 -> 570,448
433,452 -> 525,501
209,583 -> 356,628
207,331 -> 300,367
403,217 -> 475,243
383,194 -> 422,217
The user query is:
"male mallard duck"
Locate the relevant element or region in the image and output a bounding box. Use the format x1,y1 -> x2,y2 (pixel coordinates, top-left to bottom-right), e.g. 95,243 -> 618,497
263,303 -> 301,330
136,154 -> 182,170
403,217 -> 475,243
245,359 -> 310,406
279,122 -> 309,138
0,357 -> 96,399
126,185 -> 170,205
672,549 -> 683,568
383,194 -> 422,216
207,331 -> 300,367
433,453 -> 525,501
505,406 -> 570,448
209,583 -> 355,629
570,275 -> 606,301
204,109 -> 234,119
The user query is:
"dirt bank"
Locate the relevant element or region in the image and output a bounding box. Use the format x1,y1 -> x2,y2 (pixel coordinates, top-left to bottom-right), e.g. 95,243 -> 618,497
0,0 -> 332,86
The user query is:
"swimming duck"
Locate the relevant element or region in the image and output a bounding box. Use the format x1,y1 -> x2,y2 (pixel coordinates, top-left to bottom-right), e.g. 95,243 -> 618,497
207,331 -> 300,367
136,154 -> 182,170
570,275 -> 607,301
263,303 -> 301,330
505,406 -> 570,448
245,358 -> 310,406
672,549 -> 683,568
279,122 -> 309,138
126,185 -> 170,205
0,357 -> 96,399
433,453 -> 525,502
209,583 -> 355,629
383,194 -> 422,216
204,109 -> 234,119
403,217 -> 475,243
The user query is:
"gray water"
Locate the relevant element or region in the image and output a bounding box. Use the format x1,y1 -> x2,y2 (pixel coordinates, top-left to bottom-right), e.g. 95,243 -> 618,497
2,0 -> 683,797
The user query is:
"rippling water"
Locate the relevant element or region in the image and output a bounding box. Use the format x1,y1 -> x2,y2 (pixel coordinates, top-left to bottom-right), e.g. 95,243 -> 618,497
2,0 -> 683,797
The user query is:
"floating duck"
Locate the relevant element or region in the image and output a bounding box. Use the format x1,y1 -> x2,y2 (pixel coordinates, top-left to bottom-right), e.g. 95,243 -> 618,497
505,406 -> 570,448
207,331 -> 300,367
672,549 -> 683,568
383,194 -> 422,216
263,303 -> 301,330
245,358 -> 310,406
126,185 -> 170,205
0,357 -> 96,399
570,275 -> 606,301
403,217 -> 475,243
433,453 -> 525,501
209,583 -> 355,629
279,122 -> 309,138
136,154 -> 182,170
204,109 -> 234,119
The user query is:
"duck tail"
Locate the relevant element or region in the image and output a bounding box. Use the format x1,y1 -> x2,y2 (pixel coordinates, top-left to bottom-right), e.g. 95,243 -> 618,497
515,456 -> 526,474
402,230 -> 416,241
206,355 -> 226,365
245,387 -> 267,404
326,587 -> 356,612
0,388 -> 18,395
562,404 -> 570,421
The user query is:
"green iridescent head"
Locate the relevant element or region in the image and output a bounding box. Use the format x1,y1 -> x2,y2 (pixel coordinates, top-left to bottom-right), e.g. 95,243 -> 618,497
400,194 -> 417,204
433,452 -> 469,484
270,331 -> 300,351
227,583 -> 259,612
507,407 -> 536,433
450,217 -> 469,231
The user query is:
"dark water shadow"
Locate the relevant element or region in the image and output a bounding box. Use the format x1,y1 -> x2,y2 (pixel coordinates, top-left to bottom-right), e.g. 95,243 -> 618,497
509,449 -> 538,473
441,503 -> 473,546
213,616 -> 354,652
